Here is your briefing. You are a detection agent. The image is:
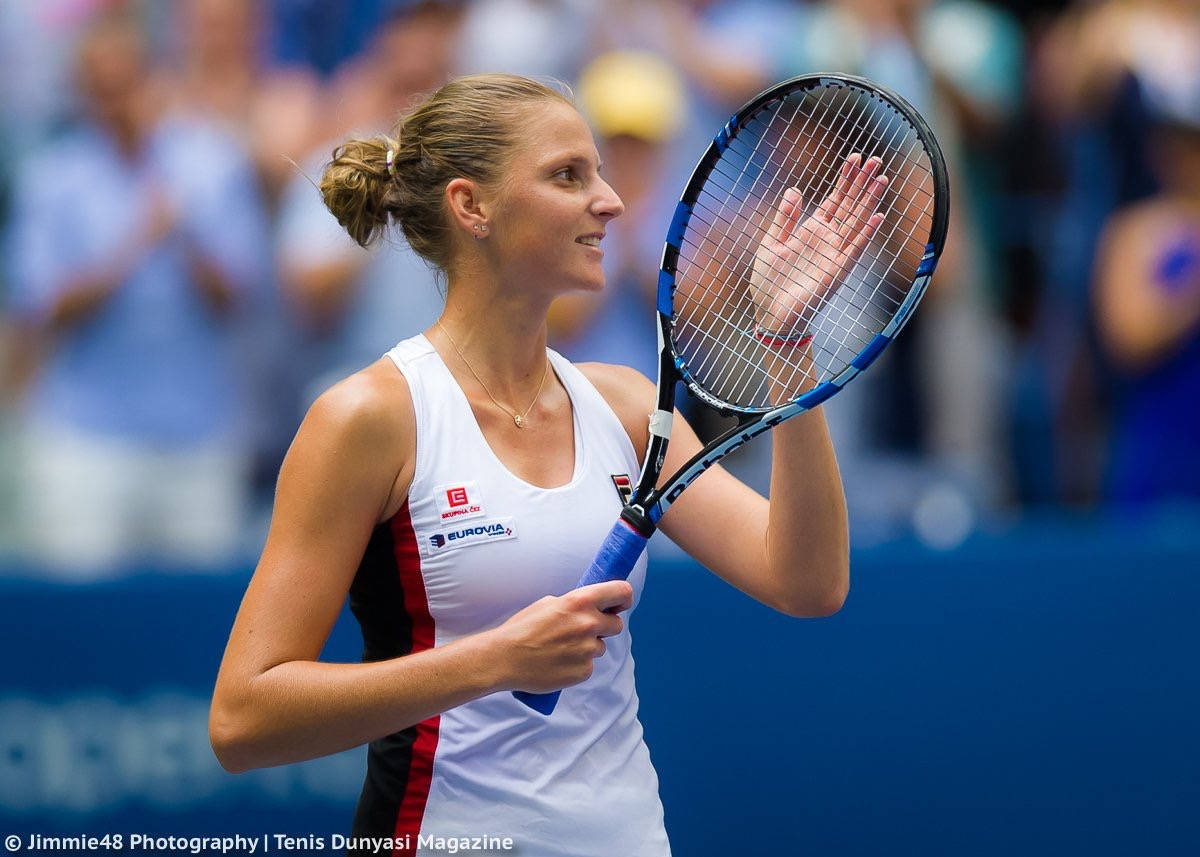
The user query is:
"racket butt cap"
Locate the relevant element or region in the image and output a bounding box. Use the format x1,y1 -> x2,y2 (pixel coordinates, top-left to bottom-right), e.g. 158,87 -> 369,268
620,506 -> 655,538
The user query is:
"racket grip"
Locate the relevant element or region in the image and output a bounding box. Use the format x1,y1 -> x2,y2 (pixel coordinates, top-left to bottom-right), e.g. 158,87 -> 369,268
513,519 -> 650,715
578,517 -> 650,586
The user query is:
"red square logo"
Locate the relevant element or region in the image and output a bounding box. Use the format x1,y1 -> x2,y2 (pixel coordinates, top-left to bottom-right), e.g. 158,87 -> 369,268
446,487 -> 469,507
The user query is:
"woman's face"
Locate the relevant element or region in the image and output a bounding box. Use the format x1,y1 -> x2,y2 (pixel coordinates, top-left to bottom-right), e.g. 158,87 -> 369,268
486,100 -> 625,295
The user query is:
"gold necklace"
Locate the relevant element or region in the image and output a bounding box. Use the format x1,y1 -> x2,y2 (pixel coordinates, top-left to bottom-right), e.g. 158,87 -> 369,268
436,321 -> 550,429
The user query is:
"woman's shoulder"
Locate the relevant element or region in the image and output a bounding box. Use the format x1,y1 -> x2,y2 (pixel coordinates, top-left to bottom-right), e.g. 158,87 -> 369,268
308,358 -> 413,434
575,362 -> 656,457
298,359 -> 416,504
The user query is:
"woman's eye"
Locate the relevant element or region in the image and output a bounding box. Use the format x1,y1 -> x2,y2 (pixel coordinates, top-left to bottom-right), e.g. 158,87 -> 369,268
554,168 -> 575,181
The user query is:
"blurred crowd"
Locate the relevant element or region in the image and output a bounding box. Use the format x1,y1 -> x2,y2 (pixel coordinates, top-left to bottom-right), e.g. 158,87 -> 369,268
1,0 -> 1198,576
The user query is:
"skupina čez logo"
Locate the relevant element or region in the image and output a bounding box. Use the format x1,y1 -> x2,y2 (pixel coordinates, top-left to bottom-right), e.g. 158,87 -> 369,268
438,482 -> 484,521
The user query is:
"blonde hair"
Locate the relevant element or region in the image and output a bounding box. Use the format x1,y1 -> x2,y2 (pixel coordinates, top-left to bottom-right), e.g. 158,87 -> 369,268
319,74 -> 572,269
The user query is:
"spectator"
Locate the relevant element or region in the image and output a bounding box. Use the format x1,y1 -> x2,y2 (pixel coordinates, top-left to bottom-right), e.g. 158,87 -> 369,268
5,10 -> 269,576
1027,0 -> 1200,506
168,0 -> 323,204
454,0 -> 597,82
276,2 -> 460,408
1093,108 -> 1200,508
0,0 -> 112,163
163,0 -> 326,514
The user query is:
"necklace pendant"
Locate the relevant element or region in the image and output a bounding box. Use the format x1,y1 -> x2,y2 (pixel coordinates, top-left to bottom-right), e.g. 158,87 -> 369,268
514,415 -> 524,428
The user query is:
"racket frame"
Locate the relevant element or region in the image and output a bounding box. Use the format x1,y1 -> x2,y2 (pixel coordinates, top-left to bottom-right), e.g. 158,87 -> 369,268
620,73 -> 950,537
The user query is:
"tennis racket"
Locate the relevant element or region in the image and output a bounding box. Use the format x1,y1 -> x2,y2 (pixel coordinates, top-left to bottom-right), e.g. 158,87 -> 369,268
515,73 -> 949,714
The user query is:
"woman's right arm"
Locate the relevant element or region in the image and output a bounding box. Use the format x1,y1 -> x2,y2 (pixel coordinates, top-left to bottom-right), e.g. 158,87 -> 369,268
209,362 -> 631,773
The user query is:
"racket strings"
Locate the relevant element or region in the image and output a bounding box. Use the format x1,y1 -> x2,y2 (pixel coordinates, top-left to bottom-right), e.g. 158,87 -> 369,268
671,82 -> 936,409
695,95 -> 922,332
674,93 -> 859,398
679,89 -> 903,385
692,90 -> 917,402
690,90 -> 926,318
753,113 -> 934,403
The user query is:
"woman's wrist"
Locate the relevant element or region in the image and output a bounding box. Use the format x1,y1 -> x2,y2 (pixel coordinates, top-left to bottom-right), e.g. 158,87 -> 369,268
748,319 -> 816,345
457,627 -> 518,695
753,323 -> 813,349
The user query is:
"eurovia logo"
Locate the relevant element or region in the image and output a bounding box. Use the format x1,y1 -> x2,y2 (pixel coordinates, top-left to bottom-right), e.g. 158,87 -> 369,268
611,474 -> 633,504
427,517 -> 516,552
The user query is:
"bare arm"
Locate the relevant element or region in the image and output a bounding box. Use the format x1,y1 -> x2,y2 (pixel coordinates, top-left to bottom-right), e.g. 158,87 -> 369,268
210,362 -> 632,772
1094,204 -> 1200,371
42,199 -> 173,332
186,247 -> 239,316
582,363 -> 848,618
279,256 -> 367,328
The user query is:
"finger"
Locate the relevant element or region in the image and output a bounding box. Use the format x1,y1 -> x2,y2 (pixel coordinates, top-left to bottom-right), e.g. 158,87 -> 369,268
579,580 -> 634,613
767,187 -> 804,243
596,613 -> 624,639
817,153 -> 859,222
850,172 -> 888,227
843,210 -> 885,265
835,155 -> 882,245
842,173 -> 889,251
834,155 -> 881,233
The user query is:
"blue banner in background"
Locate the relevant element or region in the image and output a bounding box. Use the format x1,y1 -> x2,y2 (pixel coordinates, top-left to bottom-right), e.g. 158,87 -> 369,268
2,515 -> 1198,855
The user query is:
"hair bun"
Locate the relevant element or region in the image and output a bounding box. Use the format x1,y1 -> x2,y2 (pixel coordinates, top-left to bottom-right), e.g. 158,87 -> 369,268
319,138 -> 395,248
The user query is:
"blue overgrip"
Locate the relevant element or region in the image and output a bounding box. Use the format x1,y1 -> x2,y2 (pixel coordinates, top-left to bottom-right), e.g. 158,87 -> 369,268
512,519 -> 650,715
578,518 -> 649,586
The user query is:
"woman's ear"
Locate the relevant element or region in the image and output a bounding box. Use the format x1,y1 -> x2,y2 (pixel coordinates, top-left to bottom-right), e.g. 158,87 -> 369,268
445,177 -> 490,239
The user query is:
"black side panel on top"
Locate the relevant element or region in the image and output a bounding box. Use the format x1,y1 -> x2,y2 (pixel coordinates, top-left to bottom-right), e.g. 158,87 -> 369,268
347,521 -> 417,840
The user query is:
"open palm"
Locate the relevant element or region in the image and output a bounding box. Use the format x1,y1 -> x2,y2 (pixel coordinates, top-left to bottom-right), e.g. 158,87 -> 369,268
750,153 -> 888,336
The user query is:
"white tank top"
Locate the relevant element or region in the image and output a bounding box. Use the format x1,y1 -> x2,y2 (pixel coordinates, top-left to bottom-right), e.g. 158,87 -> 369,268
350,333 -> 670,857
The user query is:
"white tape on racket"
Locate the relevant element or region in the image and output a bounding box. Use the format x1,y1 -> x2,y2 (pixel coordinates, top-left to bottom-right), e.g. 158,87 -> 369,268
648,409 -> 673,439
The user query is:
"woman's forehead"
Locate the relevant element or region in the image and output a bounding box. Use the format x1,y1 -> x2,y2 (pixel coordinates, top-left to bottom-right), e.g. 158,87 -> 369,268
513,100 -> 599,164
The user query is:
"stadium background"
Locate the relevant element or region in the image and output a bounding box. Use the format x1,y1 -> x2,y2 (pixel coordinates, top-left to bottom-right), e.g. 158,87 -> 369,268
1,1 -> 1198,854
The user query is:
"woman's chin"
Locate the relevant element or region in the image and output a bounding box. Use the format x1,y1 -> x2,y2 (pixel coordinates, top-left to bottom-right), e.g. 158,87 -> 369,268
569,274 -> 608,295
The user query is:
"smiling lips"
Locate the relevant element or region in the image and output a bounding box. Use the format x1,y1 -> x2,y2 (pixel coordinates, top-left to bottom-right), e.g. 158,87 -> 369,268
576,234 -> 604,248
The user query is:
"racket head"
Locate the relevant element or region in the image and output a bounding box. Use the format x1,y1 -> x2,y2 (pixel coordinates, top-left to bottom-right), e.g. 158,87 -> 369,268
659,73 -> 950,418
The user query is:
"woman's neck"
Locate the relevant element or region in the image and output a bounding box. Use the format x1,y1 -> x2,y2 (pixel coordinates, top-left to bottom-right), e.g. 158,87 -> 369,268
434,272 -> 554,401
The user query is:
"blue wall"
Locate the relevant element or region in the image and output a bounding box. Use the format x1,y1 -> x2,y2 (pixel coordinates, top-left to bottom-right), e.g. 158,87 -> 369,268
2,516 -> 1198,855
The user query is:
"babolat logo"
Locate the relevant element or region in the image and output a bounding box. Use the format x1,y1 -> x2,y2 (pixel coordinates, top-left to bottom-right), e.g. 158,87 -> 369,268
665,415 -> 786,503
427,517 -> 516,552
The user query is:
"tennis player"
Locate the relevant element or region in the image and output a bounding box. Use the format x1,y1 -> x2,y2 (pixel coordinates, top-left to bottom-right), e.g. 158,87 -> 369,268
211,74 -> 853,856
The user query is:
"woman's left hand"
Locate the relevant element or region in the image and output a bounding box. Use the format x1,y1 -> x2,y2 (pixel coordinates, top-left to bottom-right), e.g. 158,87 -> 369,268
749,153 -> 888,335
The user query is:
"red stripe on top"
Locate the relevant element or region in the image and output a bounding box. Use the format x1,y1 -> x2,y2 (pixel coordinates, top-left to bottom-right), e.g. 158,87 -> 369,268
389,500 -> 440,857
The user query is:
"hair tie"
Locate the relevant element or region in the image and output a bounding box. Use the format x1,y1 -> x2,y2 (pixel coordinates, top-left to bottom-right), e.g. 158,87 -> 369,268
385,148 -> 397,178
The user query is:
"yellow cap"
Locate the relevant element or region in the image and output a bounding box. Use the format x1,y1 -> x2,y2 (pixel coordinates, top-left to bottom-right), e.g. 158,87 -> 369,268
578,51 -> 686,142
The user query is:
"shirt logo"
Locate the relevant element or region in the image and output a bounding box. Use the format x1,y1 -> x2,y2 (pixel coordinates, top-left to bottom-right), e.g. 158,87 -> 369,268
434,481 -> 485,521
611,474 -> 633,505
427,517 -> 516,552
